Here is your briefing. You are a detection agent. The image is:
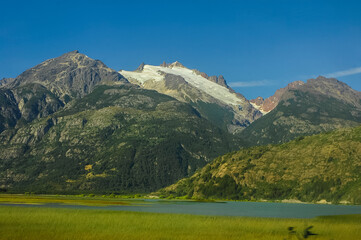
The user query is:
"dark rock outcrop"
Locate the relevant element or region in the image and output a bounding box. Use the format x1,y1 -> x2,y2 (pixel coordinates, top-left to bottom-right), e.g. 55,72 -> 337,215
135,62 -> 145,72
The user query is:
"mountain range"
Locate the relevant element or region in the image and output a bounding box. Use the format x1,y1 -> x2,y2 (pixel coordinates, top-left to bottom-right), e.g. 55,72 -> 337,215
0,51 -> 239,193
0,51 -> 360,198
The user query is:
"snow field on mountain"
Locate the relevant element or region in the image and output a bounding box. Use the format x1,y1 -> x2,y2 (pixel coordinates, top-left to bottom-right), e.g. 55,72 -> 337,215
120,64 -> 246,106
120,65 -> 164,84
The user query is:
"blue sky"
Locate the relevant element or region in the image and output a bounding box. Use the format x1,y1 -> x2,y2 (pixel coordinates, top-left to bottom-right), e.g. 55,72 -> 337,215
1,0 -> 361,99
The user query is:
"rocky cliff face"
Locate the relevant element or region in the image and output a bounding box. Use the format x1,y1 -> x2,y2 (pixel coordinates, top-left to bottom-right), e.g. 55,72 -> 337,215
0,78 -> 15,87
0,89 -> 21,133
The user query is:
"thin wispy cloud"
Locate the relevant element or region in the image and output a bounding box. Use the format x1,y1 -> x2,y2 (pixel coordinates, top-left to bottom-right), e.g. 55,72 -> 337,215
325,67 -> 361,78
229,80 -> 273,87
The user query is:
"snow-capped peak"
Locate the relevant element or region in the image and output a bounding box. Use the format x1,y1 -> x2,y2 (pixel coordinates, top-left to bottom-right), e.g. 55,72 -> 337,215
120,64 -> 247,107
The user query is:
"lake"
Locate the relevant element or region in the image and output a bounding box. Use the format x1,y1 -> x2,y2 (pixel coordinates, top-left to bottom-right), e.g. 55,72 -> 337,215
3,199 -> 361,218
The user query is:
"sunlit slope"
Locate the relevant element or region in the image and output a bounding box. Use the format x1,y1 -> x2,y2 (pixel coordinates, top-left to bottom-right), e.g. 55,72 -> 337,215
160,125 -> 361,204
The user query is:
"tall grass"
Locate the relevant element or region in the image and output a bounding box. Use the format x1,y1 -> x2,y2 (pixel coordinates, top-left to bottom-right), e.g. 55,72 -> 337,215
1,206 -> 360,240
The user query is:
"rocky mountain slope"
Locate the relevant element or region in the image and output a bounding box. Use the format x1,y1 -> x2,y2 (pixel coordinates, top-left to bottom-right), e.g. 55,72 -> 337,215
0,51 -> 129,131
7,50 -> 127,99
0,78 -> 15,87
159,125 -> 361,204
120,62 -> 262,133
250,81 -> 304,113
240,76 -> 361,145
0,52 -> 241,194
0,89 -> 21,133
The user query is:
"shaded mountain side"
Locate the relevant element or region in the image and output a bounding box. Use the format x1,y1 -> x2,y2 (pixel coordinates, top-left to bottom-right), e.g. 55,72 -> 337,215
240,77 -> 361,146
11,83 -> 65,125
0,89 -> 21,133
159,125 -> 361,204
0,85 -> 240,194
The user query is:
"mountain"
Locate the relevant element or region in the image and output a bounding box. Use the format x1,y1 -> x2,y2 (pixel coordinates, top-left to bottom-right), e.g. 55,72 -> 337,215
7,50 -> 127,99
0,85 -> 237,193
159,125 -> 361,204
0,52 -> 240,194
0,51 -> 129,131
240,76 -> 361,145
120,62 -> 262,133
250,81 -> 305,113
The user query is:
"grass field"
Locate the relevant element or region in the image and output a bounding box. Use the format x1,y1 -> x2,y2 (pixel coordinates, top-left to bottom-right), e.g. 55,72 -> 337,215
0,194 -> 133,206
1,204 -> 360,240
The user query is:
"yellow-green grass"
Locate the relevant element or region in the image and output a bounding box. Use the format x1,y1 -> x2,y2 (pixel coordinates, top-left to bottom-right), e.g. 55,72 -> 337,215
0,194 -> 215,206
0,194 -> 135,206
0,205 -> 360,240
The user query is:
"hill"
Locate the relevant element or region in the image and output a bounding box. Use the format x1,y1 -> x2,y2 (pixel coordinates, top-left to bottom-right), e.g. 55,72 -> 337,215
159,125 -> 361,204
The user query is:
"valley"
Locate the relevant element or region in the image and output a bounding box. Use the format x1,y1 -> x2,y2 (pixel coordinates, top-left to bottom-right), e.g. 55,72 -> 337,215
2,2 -> 361,239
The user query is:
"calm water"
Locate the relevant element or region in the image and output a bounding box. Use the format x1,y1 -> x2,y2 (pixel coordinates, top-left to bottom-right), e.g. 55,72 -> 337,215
3,200 -> 361,218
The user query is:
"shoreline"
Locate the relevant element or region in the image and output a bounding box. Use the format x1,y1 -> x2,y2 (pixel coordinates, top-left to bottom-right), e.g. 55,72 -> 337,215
0,193 -> 358,206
